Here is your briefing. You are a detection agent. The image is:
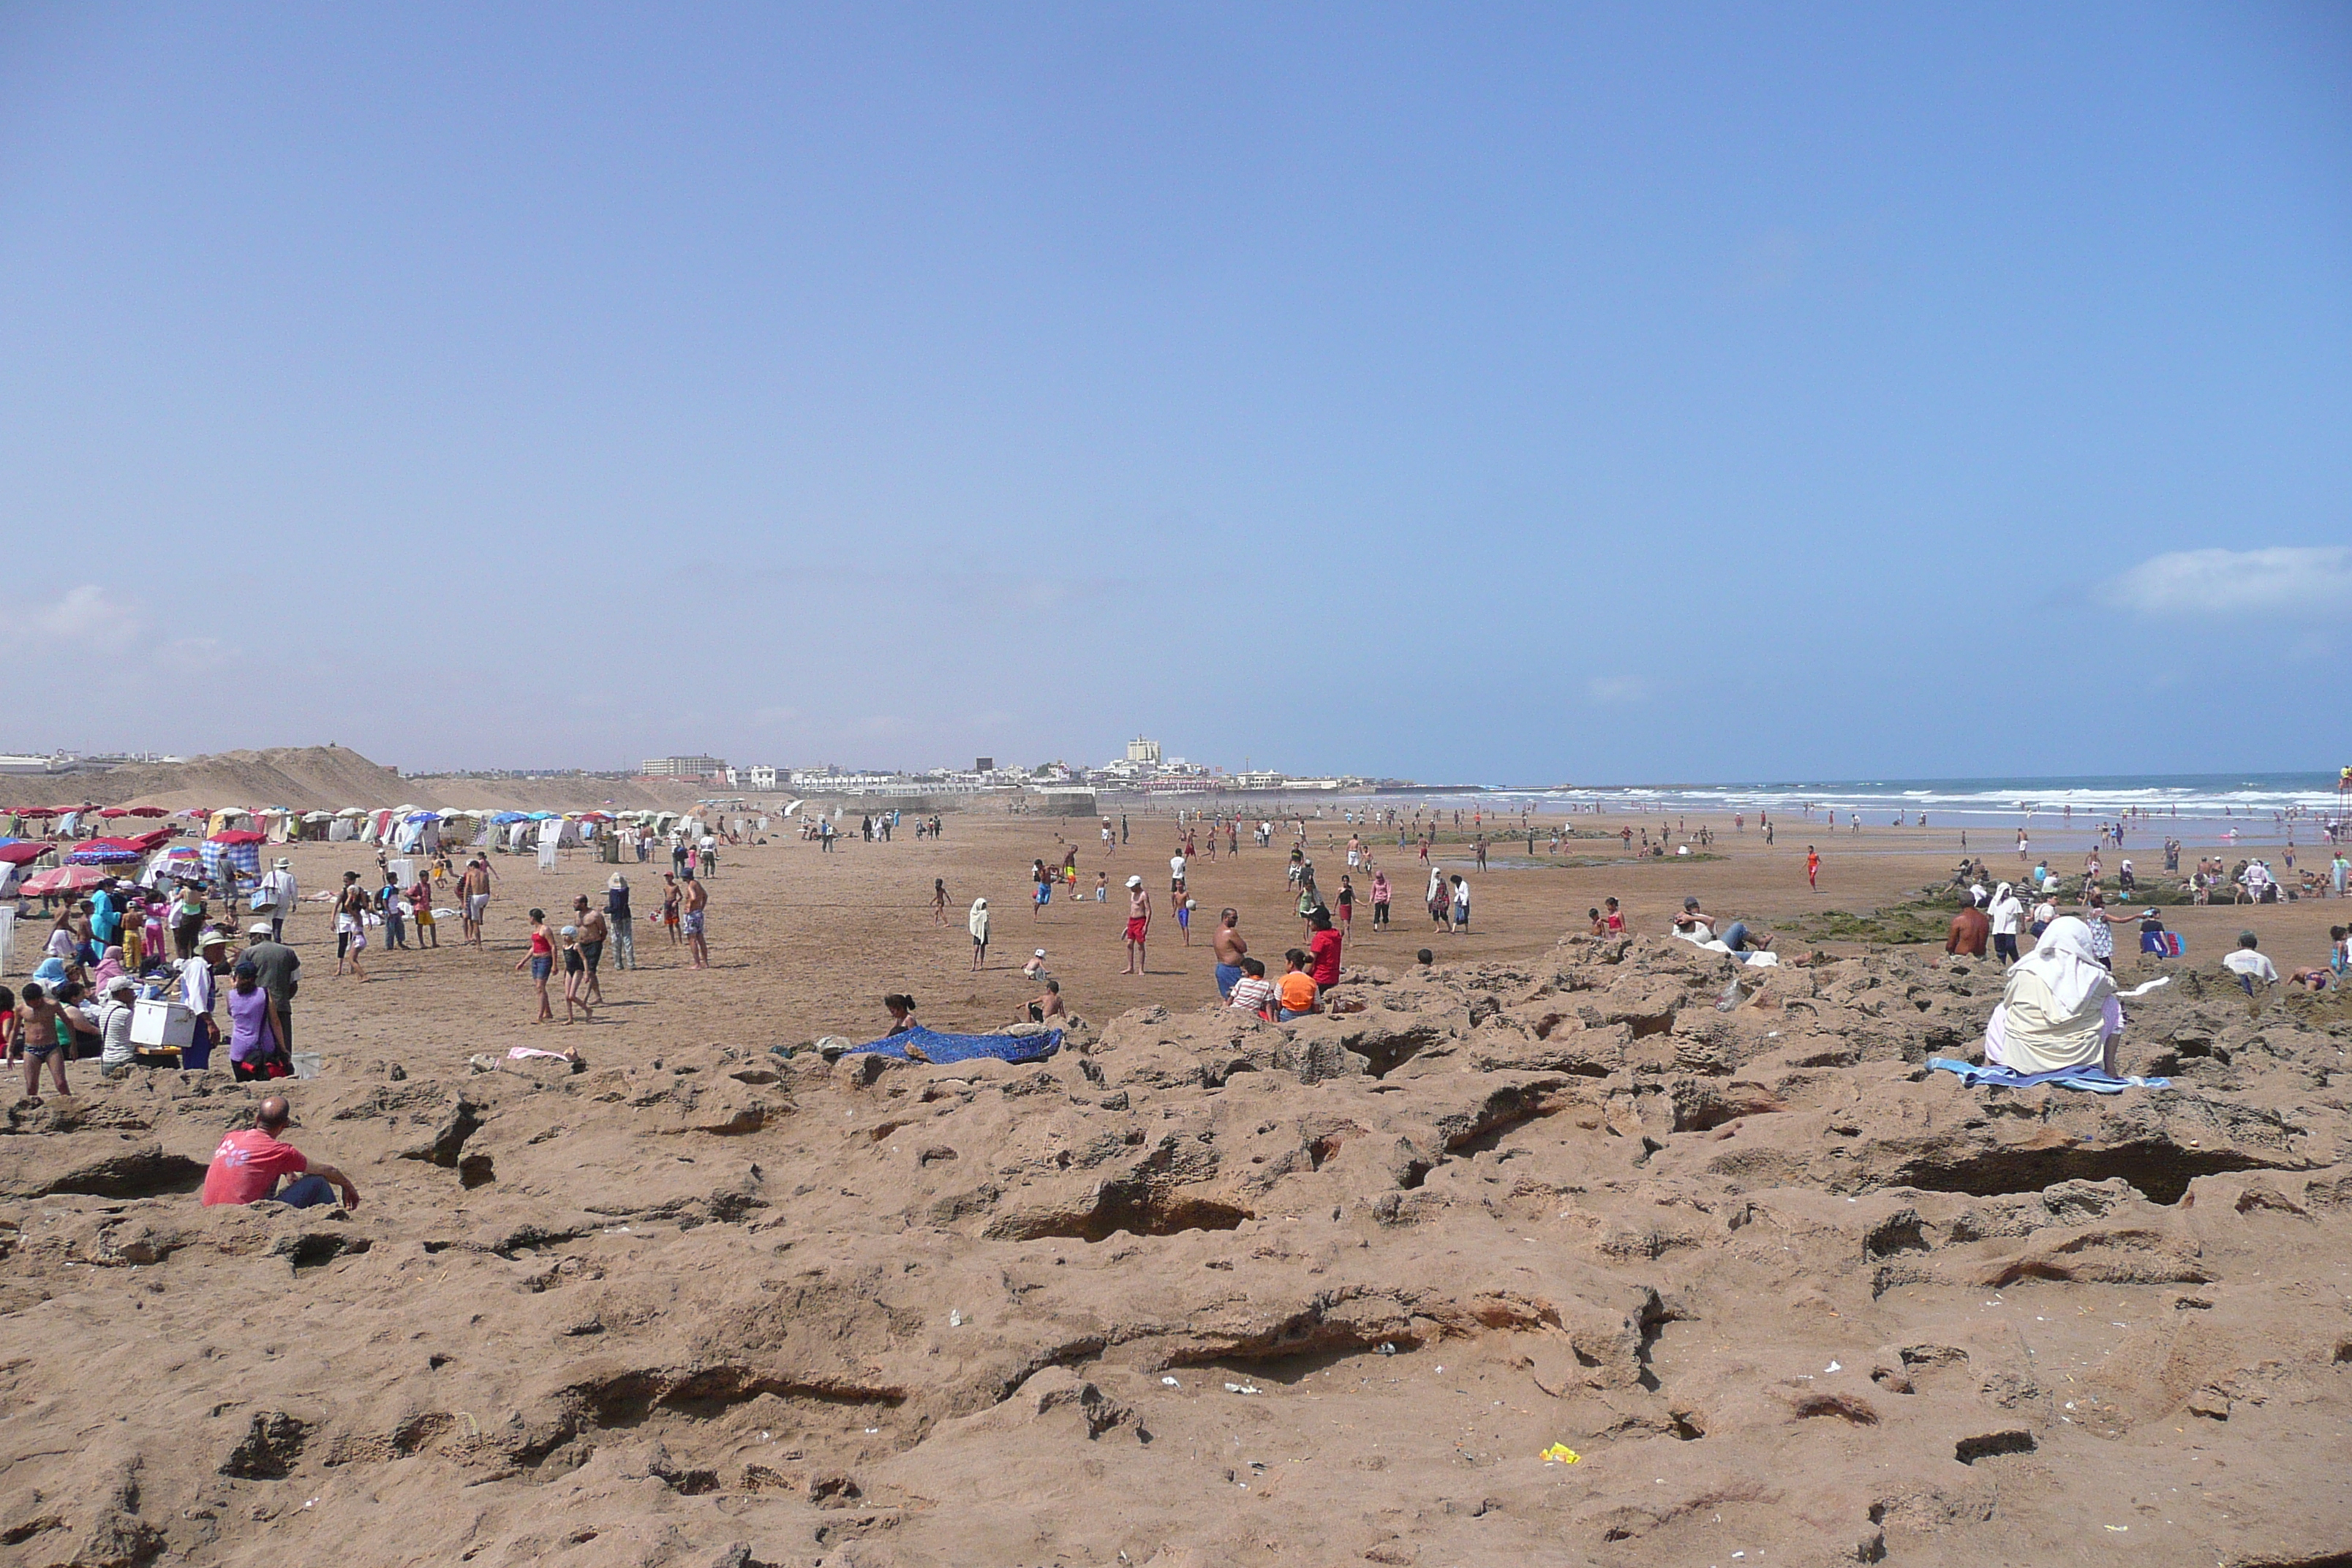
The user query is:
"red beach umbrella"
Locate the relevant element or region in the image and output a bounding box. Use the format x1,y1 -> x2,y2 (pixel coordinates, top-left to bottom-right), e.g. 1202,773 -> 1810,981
22,864 -> 110,895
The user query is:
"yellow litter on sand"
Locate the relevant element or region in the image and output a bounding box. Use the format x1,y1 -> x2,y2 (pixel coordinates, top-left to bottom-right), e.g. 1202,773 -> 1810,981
1541,1444 -> 1580,1464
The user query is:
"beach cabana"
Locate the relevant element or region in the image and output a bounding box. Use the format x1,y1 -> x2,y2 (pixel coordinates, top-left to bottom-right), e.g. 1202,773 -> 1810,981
200,830 -> 265,883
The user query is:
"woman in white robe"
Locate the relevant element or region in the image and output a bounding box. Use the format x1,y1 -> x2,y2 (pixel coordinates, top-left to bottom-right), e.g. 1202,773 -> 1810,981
1983,916 -> 2123,1074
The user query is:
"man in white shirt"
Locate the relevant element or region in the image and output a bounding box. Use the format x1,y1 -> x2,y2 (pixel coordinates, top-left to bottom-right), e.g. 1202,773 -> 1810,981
255,857 -> 298,943
2030,894 -> 2058,935
2221,931 -> 2279,994
1169,852 -> 1187,895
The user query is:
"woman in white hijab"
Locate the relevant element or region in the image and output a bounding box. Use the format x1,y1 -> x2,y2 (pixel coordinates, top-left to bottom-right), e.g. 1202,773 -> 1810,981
968,897 -> 990,971
1984,916 -> 2122,1074
1986,883 -> 2025,967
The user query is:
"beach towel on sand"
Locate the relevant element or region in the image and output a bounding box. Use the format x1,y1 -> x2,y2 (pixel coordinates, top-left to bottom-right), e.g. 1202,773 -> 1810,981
845,1025 -> 1062,1066
1926,1057 -> 2168,1095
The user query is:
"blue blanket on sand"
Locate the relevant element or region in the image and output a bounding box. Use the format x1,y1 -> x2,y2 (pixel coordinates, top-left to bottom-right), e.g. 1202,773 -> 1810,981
1926,1057 -> 2168,1095
844,1025 -> 1062,1066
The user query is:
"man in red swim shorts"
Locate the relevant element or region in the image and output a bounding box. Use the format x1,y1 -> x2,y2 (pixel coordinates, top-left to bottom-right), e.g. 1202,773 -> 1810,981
1123,875 -> 1151,976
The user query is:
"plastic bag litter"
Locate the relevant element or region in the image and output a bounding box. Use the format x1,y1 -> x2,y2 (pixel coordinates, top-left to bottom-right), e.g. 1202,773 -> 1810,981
1540,1444 -> 1580,1464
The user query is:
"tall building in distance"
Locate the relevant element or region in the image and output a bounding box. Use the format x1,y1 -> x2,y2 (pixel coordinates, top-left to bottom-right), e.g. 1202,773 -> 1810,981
640,755 -> 728,780
1125,736 -> 1161,765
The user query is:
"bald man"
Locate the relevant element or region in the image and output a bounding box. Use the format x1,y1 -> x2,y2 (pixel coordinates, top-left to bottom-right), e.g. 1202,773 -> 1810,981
1213,908 -> 1248,1000
200,1096 -> 361,1210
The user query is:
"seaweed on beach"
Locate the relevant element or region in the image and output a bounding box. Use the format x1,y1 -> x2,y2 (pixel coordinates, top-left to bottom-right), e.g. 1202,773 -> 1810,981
1784,875 -> 2215,947
1779,901 -> 1959,947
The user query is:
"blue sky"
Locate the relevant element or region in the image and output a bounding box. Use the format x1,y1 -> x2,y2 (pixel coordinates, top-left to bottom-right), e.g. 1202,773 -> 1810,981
3,4 -> 2347,783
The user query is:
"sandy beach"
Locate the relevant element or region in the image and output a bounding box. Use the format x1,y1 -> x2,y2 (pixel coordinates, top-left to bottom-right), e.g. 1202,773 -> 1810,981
181,804 -> 2345,1049
4,777 -> 2351,1566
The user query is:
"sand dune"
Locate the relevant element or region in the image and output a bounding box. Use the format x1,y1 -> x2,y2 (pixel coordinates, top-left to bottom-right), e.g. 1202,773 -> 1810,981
13,745 -> 712,814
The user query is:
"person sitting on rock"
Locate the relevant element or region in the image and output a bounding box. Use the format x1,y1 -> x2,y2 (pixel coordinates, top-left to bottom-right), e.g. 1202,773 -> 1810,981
1946,900 -> 1990,960
200,1095 -> 361,1210
1670,897 -> 1716,941
1275,951 -> 1319,1021
1983,917 -> 2122,1076
2221,931 -> 2278,996
1226,957 -> 1278,1019
1019,980 -> 1066,1024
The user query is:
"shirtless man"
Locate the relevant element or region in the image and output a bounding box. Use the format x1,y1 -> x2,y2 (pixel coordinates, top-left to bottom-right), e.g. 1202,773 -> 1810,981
1123,875 -> 1150,976
679,867 -> 709,970
14,982 -> 83,1099
1018,979 -> 1068,1024
572,895 -> 609,1005
1213,908 -> 1248,1000
456,856 -> 496,949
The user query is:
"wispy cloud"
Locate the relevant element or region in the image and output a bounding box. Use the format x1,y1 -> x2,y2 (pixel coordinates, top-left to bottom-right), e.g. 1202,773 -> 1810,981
1586,675 -> 1647,704
20,584 -> 132,644
2101,546 -> 2352,618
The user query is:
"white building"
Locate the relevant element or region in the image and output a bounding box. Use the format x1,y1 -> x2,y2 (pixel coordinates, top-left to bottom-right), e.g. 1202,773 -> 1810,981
1126,736 -> 1161,765
641,755 -> 727,780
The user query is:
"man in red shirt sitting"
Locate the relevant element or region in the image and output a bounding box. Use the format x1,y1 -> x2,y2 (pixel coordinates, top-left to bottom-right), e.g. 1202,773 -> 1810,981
201,1095 -> 362,1210
1307,908 -> 1343,992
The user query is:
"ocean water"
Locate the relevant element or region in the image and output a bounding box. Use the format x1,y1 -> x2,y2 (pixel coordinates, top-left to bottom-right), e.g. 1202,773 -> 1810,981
1402,772 -> 2352,850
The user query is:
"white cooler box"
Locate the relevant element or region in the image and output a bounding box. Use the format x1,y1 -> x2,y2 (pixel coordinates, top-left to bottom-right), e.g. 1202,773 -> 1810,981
131,999 -> 197,1050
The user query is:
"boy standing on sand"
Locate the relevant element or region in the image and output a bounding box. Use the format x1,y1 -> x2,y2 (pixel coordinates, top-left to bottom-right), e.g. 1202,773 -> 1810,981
1123,875 -> 1151,976
457,857 -> 495,948
679,869 -> 709,970
411,875 -> 438,947
1806,847 -> 1820,889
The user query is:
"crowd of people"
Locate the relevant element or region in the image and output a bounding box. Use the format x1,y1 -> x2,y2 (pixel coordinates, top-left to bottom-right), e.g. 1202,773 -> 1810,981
1,819 -> 747,1099
11,794 -> 2347,1216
